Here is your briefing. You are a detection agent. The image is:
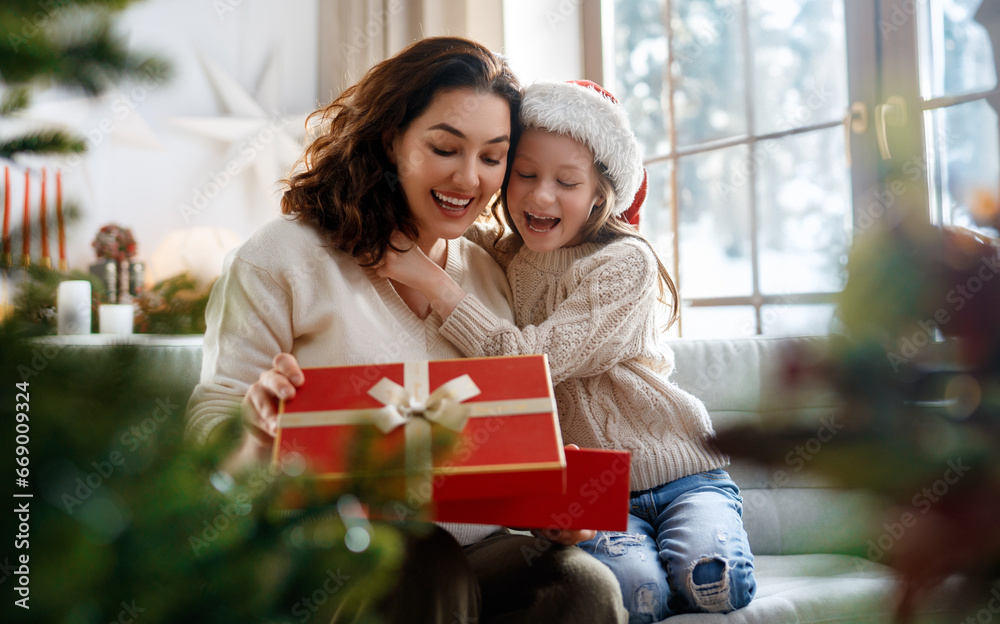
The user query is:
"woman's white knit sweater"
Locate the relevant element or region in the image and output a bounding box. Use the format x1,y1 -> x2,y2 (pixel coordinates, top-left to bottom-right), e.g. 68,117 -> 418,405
443,234 -> 728,492
186,217 -> 516,546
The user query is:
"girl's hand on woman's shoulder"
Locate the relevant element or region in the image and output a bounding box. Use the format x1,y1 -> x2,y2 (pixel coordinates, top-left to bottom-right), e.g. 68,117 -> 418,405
373,231 -> 435,287
242,353 -> 305,442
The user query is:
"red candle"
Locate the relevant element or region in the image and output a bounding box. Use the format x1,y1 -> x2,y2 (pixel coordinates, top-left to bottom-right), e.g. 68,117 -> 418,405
40,168 -> 50,266
2,166 -> 10,265
56,170 -> 66,270
21,169 -> 30,267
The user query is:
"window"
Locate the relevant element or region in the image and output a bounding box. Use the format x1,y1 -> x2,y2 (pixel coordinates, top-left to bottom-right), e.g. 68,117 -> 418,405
602,0 -> 1000,337
915,0 -> 1000,232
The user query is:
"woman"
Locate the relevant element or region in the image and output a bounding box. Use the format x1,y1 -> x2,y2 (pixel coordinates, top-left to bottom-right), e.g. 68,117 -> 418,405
186,37 -> 627,624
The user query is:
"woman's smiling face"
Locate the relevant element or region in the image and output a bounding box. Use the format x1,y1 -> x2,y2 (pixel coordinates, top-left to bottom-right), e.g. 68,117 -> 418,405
506,128 -> 603,252
389,87 -> 512,245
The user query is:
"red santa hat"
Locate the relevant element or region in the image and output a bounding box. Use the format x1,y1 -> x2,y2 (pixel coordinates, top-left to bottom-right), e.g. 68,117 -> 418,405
519,80 -> 646,222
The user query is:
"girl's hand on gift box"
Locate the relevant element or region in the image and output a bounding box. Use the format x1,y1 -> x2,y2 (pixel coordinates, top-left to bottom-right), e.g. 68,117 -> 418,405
531,528 -> 597,546
242,352 -> 305,441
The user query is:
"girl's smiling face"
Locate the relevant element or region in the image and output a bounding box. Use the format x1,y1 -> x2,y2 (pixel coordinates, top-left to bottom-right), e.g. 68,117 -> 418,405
389,88 -> 511,247
506,128 -> 604,252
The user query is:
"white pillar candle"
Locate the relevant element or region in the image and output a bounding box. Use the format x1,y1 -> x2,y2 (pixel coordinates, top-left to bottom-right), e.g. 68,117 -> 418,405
99,303 -> 134,335
57,280 -> 92,335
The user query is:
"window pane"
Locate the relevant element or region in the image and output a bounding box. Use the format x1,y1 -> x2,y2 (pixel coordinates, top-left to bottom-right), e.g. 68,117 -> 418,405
760,304 -> 836,336
680,305 -> 757,338
614,0 -> 670,159
756,128 -> 852,295
678,146 -> 753,299
671,0 -> 747,146
750,0 -> 849,135
925,99 -> 1000,237
919,0 -> 998,100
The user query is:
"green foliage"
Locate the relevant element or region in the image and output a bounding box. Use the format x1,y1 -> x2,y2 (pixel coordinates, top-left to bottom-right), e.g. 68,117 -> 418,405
0,129 -> 87,159
134,272 -> 212,335
0,85 -> 31,114
0,323 -> 408,623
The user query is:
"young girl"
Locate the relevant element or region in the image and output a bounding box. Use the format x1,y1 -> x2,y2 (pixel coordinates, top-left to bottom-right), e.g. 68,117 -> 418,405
375,80 -> 756,622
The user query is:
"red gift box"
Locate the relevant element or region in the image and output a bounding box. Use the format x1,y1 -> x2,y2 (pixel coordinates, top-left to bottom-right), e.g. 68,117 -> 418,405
273,354 -> 566,502
434,448 -> 631,531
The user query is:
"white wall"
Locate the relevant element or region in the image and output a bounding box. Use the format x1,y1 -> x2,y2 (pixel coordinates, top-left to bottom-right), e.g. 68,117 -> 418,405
23,0 -> 320,280
502,0 -> 585,85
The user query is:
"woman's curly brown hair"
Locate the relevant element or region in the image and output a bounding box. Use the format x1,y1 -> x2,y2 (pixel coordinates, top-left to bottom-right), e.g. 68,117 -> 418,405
281,36 -> 521,264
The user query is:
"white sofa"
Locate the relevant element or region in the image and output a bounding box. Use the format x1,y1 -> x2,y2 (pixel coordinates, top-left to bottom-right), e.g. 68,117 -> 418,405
49,334 -> 960,623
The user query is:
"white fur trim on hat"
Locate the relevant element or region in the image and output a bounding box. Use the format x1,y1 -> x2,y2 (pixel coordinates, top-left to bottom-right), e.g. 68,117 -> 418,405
519,81 -> 643,216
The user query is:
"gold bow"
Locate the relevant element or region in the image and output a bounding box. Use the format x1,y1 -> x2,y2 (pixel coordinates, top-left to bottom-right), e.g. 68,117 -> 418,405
366,373 -> 481,434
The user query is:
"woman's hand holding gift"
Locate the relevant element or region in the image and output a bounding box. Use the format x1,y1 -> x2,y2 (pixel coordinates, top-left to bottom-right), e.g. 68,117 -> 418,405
242,353 -> 305,441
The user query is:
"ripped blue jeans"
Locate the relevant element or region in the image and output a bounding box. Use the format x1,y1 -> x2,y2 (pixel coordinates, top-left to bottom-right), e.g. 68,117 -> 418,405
577,469 -> 756,623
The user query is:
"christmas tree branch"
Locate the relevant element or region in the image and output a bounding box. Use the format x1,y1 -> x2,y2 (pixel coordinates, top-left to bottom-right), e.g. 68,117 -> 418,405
56,19 -> 159,94
1,3 -> 170,97
3,0 -> 140,11
0,130 -> 86,158
0,85 -> 31,115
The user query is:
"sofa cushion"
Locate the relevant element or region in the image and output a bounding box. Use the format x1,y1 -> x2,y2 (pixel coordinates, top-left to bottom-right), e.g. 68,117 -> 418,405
665,336 -> 840,429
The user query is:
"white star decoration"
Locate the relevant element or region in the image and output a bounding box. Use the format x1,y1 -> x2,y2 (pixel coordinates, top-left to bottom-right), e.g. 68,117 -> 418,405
170,53 -> 308,210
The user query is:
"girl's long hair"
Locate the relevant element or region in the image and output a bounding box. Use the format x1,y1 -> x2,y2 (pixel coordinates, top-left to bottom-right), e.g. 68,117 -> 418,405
281,36 -> 521,264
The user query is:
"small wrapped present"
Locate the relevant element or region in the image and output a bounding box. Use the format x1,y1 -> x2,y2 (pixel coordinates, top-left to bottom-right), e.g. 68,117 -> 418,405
273,354 -> 566,505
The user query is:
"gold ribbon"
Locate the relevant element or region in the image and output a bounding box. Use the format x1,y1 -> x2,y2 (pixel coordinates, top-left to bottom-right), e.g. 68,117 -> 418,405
279,397 -> 558,428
